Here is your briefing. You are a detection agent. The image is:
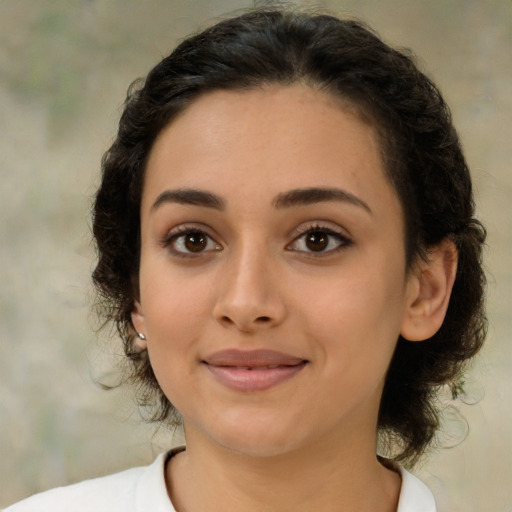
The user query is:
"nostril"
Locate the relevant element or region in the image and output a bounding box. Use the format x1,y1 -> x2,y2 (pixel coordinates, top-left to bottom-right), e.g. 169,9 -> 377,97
216,313 -> 275,330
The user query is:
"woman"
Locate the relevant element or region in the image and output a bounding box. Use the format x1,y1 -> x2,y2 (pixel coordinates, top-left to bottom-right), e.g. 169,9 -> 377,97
6,6 -> 486,512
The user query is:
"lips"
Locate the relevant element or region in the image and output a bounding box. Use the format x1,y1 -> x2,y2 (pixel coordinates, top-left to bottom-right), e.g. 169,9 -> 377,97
202,349 -> 308,392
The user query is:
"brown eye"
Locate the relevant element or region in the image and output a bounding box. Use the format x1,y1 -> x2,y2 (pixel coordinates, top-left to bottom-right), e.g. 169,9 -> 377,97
167,229 -> 221,255
305,231 -> 329,252
287,226 -> 352,255
184,232 -> 207,252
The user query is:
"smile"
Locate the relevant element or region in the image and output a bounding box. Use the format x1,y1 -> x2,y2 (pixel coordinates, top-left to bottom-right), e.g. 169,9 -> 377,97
202,349 -> 308,392
227,365 -> 281,370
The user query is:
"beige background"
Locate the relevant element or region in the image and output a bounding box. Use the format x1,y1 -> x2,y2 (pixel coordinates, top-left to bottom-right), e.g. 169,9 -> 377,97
0,1 -> 510,510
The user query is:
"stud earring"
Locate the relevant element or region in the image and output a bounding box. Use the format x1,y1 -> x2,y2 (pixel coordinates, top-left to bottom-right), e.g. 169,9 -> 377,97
137,332 -> 146,340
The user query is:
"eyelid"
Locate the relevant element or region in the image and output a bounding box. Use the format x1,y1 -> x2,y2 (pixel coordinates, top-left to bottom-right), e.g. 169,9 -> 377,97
286,222 -> 353,255
161,223 -> 222,256
288,220 -> 351,239
160,221 -> 352,258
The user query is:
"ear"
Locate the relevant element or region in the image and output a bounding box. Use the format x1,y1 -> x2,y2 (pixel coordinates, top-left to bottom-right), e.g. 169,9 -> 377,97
131,300 -> 147,350
400,238 -> 458,342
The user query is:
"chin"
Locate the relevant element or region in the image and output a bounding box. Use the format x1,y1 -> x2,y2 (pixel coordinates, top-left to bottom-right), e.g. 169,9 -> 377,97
199,409 -> 311,459
218,433 -> 303,459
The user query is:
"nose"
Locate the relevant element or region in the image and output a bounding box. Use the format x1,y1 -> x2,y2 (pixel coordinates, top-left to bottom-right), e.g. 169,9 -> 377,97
212,244 -> 287,333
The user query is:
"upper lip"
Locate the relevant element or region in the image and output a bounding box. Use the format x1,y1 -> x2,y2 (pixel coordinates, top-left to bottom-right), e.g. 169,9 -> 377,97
203,349 -> 307,367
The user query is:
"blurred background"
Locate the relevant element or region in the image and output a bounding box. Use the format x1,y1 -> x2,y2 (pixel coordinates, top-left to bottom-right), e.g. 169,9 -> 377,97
0,1 -> 510,510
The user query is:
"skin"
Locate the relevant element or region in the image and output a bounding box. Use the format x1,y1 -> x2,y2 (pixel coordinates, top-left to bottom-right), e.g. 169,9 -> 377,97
132,85 -> 457,512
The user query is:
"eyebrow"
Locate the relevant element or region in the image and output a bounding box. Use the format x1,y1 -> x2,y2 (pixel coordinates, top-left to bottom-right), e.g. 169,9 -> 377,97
151,188 -> 226,211
272,187 -> 372,214
150,186 -> 371,214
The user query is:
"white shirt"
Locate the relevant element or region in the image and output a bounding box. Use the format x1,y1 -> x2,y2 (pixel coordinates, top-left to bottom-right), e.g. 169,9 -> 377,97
4,449 -> 436,511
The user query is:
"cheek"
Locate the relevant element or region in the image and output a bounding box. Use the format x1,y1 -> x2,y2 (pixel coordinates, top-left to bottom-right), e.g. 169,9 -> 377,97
142,287 -> 205,412
141,265 -> 212,330
297,265 -> 406,331
296,266 -> 406,368
140,272 -> 213,385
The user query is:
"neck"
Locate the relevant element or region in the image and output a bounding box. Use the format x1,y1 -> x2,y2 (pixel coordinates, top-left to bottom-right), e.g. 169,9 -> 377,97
167,426 -> 401,512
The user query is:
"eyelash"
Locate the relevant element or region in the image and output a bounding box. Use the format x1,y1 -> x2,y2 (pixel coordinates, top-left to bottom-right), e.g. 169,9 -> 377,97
162,224 -> 221,258
287,224 -> 353,256
161,223 -> 353,258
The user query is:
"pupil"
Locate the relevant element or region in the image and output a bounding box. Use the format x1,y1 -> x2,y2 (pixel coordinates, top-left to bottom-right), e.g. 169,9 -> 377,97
185,232 -> 207,252
306,231 -> 328,251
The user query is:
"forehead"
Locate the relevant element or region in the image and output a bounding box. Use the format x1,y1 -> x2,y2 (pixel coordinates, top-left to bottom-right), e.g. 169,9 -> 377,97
143,84 -> 400,221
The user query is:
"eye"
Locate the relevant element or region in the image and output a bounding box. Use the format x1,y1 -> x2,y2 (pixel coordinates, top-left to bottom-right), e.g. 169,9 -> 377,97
288,226 -> 352,255
164,228 -> 222,256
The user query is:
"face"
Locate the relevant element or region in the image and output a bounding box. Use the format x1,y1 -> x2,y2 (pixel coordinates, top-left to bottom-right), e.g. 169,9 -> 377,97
132,85 -> 418,458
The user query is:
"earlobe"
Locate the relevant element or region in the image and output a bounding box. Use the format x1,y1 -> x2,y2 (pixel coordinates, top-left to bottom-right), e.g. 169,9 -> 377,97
131,301 -> 147,350
400,238 -> 458,342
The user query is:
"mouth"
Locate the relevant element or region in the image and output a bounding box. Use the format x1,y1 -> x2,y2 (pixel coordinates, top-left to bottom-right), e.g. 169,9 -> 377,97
202,349 -> 308,392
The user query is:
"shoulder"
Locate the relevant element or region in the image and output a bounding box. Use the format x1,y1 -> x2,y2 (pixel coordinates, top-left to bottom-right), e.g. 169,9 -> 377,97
396,466 -> 437,512
3,451 -> 177,512
4,466 -> 144,512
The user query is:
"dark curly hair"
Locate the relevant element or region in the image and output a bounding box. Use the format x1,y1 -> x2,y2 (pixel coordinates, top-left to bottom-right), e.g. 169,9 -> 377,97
92,7 -> 486,467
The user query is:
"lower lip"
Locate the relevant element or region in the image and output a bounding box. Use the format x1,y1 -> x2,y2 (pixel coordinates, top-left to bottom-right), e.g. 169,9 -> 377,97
205,362 -> 307,392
